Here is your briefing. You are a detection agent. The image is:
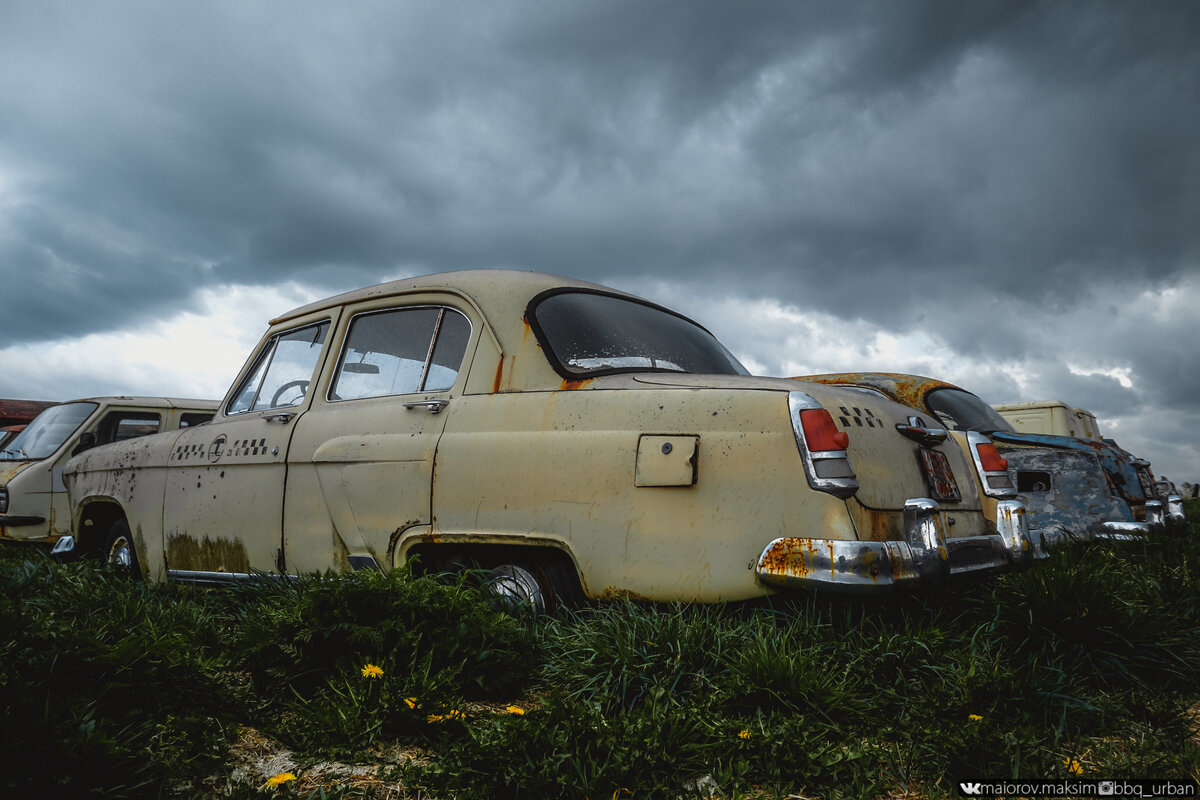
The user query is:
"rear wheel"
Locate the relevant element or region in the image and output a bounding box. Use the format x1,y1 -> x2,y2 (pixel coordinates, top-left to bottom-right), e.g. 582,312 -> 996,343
485,563 -> 548,614
484,555 -> 583,615
103,519 -> 142,580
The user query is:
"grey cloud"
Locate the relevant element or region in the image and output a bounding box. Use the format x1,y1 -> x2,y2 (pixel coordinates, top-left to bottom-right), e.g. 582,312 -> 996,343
1026,368 -> 1141,419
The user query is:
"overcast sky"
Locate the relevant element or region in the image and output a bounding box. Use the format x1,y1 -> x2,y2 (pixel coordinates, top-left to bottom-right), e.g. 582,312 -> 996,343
2,1 -> 1198,480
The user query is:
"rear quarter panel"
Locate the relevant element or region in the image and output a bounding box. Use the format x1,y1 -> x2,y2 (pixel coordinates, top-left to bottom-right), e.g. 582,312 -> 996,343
423,386 -> 856,602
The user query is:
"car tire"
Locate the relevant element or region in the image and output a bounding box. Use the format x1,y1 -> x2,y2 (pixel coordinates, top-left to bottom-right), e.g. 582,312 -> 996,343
485,563 -> 548,614
103,519 -> 142,580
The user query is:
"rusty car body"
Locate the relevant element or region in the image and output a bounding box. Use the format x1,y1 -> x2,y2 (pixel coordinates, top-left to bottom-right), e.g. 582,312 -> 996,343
795,374 -> 1169,551
1,397 -> 217,548
995,399 -> 1184,531
63,271 -> 1030,604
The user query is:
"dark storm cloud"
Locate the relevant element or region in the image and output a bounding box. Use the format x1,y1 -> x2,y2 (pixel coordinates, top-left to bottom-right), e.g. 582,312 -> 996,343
3,1 -> 1197,321
1028,369 -> 1140,419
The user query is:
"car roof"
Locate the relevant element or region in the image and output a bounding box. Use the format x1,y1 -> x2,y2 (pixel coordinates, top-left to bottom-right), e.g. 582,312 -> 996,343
63,396 -> 220,410
992,400 -> 1074,412
265,269 -> 716,393
270,269 -> 637,326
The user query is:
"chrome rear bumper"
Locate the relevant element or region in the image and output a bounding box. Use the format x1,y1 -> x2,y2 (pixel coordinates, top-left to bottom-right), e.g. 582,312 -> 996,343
756,497 -> 1030,594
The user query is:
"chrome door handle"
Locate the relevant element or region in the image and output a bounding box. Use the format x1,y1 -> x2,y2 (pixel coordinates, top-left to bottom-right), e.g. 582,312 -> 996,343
263,411 -> 296,424
402,400 -> 449,414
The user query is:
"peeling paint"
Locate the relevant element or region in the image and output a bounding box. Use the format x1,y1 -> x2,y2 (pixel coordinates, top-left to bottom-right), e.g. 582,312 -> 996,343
166,534 -> 251,573
598,586 -> 652,602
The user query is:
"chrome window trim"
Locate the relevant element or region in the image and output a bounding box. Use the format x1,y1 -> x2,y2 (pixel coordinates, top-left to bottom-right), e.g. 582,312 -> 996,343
326,305 -> 474,403
225,319 -> 332,417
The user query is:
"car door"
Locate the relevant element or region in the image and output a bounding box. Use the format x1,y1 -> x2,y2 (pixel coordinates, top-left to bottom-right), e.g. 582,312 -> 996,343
162,311 -> 338,579
282,296 -> 475,574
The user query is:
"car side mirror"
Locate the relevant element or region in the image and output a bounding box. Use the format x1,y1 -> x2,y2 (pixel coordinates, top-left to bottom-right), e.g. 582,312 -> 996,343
72,432 -> 97,456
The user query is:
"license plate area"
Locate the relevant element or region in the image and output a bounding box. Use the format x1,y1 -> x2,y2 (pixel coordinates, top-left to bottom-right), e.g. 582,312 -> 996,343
918,447 -> 961,502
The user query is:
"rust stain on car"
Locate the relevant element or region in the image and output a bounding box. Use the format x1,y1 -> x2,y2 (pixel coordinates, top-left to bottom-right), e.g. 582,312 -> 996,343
851,503 -> 901,543
493,359 -> 505,394
798,372 -> 955,412
758,537 -> 886,583
597,586 -> 652,602
757,537 -> 819,579
166,534 -> 251,573
559,378 -> 594,391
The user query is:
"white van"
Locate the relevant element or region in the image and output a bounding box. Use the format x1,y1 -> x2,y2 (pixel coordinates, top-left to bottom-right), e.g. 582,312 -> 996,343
992,401 -> 1103,441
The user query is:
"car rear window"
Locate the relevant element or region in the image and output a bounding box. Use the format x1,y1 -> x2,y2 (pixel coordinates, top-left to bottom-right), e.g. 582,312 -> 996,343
926,388 -> 1016,434
530,291 -> 748,378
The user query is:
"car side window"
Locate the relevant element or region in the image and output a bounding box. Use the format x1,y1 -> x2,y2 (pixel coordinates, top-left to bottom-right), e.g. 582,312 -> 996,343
97,412 -> 162,445
228,321 -> 331,414
330,307 -> 471,401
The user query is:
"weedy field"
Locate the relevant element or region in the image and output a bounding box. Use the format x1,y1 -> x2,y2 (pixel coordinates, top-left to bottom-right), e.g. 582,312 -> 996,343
2,502 -> 1199,800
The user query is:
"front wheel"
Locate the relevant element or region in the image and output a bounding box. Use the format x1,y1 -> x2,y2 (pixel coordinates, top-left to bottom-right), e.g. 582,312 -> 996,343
103,519 -> 142,580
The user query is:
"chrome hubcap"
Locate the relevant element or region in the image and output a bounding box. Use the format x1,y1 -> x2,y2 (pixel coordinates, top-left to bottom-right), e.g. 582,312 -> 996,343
108,537 -> 133,569
486,565 -> 547,614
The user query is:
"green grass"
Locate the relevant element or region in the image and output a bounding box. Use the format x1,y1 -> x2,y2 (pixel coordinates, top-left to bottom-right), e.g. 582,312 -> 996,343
2,516 -> 1199,799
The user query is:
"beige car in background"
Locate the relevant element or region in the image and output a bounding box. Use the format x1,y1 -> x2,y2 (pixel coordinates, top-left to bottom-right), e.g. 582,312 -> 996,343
993,400 -> 1103,441
63,271 -> 1029,606
1,397 -> 217,550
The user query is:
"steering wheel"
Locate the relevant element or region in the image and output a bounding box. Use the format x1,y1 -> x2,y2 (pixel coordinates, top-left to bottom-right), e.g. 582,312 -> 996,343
270,379 -> 310,408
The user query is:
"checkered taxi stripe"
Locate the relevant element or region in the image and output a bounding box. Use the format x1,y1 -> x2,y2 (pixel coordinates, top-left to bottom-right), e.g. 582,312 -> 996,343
837,406 -> 880,429
172,438 -> 273,461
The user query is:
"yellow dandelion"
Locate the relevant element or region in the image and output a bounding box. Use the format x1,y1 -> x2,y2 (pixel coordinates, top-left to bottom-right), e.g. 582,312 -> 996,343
504,705 -> 526,715
1065,757 -> 1083,775
427,709 -> 466,723
266,772 -> 296,788
968,714 -> 983,722
404,697 -> 419,709
737,729 -> 752,740
360,663 -> 384,679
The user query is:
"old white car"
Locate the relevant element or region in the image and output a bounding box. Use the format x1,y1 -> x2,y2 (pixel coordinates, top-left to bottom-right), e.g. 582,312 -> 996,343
63,272 -> 1029,605
1,397 -> 217,548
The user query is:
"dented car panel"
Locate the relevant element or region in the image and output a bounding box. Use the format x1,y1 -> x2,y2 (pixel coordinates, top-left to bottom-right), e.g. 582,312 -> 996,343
66,271 -> 1027,598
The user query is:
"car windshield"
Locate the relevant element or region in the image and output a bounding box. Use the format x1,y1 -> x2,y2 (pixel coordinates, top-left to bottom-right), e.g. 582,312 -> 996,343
531,291 -> 749,377
0,402 -> 99,460
925,388 -> 1016,434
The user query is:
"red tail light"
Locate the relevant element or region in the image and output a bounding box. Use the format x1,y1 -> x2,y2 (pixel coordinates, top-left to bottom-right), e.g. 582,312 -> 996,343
799,408 -> 850,452
974,441 -> 1009,472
